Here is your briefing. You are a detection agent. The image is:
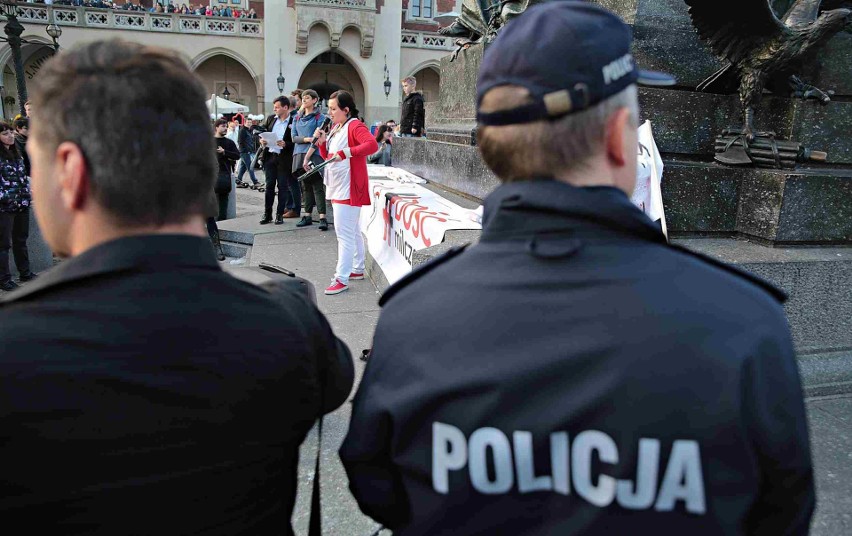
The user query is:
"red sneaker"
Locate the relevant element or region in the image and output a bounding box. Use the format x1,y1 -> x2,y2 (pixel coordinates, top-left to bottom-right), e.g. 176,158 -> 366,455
324,279 -> 348,295
349,272 -> 365,281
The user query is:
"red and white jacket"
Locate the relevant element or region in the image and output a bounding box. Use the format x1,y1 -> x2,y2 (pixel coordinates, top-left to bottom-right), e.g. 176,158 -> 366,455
318,118 -> 378,207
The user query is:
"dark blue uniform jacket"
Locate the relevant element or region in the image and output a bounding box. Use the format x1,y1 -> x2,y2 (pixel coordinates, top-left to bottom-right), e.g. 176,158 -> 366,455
340,179 -> 814,535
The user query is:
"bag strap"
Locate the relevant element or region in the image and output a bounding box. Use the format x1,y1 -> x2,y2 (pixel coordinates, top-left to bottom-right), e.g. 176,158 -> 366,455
308,415 -> 324,536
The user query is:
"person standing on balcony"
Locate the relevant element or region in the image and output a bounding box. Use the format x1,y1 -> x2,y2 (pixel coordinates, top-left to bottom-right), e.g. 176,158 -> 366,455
399,76 -> 425,137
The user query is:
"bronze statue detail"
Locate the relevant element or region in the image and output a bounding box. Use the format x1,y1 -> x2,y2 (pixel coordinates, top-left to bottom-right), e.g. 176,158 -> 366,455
685,0 -> 851,167
439,0 -> 544,60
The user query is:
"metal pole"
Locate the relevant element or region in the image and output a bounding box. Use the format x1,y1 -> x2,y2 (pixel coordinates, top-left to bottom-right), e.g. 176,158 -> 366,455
4,13 -> 26,116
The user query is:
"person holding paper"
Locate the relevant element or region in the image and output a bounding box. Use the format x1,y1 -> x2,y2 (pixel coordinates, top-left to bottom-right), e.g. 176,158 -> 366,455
313,90 -> 377,295
258,97 -> 298,225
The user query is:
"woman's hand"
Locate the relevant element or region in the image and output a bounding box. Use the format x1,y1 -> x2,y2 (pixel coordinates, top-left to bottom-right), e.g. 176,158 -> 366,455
303,160 -> 313,171
313,129 -> 327,145
326,153 -> 342,163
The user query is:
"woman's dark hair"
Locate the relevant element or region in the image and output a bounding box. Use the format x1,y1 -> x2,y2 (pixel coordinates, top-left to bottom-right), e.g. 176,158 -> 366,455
375,124 -> 392,143
329,90 -> 359,119
302,89 -> 319,101
0,121 -> 20,161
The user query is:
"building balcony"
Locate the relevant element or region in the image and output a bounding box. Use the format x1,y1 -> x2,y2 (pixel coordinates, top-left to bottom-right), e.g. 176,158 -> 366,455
401,31 -> 453,51
294,0 -> 376,11
12,5 -> 263,38
294,0 -> 376,57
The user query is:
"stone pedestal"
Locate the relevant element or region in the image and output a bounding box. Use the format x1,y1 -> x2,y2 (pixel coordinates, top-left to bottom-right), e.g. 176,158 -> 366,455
227,175 -> 237,219
396,1 -> 852,246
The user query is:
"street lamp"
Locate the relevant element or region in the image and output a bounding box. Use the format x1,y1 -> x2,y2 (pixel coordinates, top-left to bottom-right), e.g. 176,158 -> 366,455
46,23 -> 61,52
383,55 -> 391,98
1,0 -> 27,116
276,48 -> 285,93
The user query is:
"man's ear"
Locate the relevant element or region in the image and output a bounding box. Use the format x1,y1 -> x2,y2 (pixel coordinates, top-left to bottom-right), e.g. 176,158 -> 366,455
605,107 -> 631,167
55,142 -> 90,212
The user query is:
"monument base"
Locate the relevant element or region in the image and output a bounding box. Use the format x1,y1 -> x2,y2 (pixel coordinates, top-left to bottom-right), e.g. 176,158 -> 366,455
391,36 -> 851,392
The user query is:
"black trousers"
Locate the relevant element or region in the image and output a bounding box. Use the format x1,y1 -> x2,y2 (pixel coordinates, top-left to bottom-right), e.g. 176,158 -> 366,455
263,154 -> 298,216
300,172 -> 326,215
216,192 -> 228,221
0,209 -> 31,284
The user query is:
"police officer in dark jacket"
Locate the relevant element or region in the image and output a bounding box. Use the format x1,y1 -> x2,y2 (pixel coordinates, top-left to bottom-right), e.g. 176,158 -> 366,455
340,4 -> 814,535
0,40 -> 354,536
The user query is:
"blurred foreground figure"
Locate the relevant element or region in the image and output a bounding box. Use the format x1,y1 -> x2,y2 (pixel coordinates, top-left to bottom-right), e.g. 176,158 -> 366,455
341,3 -> 814,535
0,40 -> 353,536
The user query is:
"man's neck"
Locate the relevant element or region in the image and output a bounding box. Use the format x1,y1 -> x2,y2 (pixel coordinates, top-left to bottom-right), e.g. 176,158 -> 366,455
67,215 -> 208,257
277,113 -> 288,121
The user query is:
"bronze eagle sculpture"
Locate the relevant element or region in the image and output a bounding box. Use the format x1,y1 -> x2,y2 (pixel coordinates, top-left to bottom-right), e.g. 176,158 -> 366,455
685,0 -> 851,139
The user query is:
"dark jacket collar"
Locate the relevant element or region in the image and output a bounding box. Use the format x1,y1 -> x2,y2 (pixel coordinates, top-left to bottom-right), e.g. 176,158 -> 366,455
481,179 -> 667,244
1,234 -> 220,304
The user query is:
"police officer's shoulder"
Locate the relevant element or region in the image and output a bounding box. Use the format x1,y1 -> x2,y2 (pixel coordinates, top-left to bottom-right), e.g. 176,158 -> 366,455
667,243 -> 787,304
378,244 -> 469,307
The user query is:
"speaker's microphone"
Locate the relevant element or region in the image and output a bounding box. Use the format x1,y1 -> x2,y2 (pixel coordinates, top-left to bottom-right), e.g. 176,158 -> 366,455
309,116 -> 332,150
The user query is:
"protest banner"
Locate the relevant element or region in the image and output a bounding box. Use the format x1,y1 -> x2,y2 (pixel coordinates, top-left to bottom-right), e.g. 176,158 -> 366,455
361,169 -> 481,285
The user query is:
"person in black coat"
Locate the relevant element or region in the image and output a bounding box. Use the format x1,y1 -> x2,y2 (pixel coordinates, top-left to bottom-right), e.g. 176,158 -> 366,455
0,40 -> 354,536
13,117 -> 29,177
235,116 -> 259,188
213,118 -> 239,221
341,4 -> 813,535
259,96 -> 300,224
399,77 -> 425,137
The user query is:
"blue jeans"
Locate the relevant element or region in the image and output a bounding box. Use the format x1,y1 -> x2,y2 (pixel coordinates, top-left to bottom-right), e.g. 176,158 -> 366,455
236,152 -> 258,185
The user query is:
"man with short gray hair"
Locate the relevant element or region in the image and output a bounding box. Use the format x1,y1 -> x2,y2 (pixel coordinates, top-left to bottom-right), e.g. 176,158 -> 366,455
342,3 -> 813,534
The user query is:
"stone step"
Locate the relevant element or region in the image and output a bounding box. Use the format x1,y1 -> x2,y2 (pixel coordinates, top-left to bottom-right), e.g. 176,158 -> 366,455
220,240 -> 250,261
662,161 -> 852,243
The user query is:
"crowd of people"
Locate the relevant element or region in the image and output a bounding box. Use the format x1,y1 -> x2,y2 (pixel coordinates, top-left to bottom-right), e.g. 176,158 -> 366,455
28,0 -> 258,18
0,2 -> 816,533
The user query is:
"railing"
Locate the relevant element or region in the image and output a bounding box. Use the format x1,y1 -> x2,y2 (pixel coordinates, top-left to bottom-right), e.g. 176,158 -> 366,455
401,31 -> 453,50
296,0 -> 376,10
13,5 -> 263,38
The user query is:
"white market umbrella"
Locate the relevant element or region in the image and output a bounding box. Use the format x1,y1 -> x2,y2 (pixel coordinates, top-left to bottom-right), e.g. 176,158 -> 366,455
206,95 -> 249,114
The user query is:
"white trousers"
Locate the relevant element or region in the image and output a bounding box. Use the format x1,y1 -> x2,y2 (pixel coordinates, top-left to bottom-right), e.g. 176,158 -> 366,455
332,203 -> 365,284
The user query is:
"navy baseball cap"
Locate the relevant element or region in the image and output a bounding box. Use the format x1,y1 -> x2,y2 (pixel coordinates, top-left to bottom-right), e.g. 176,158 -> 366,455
476,1 -> 675,126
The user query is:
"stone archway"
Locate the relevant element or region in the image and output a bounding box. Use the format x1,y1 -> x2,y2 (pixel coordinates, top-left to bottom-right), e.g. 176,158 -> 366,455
193,54 -> 260,114
0,40 -> 54,119
297,50 -> 366,115
409,65 -> 441,103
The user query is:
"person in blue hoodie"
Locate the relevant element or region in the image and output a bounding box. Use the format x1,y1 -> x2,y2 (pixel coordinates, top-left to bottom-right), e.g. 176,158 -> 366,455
291,89 -> 328,230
